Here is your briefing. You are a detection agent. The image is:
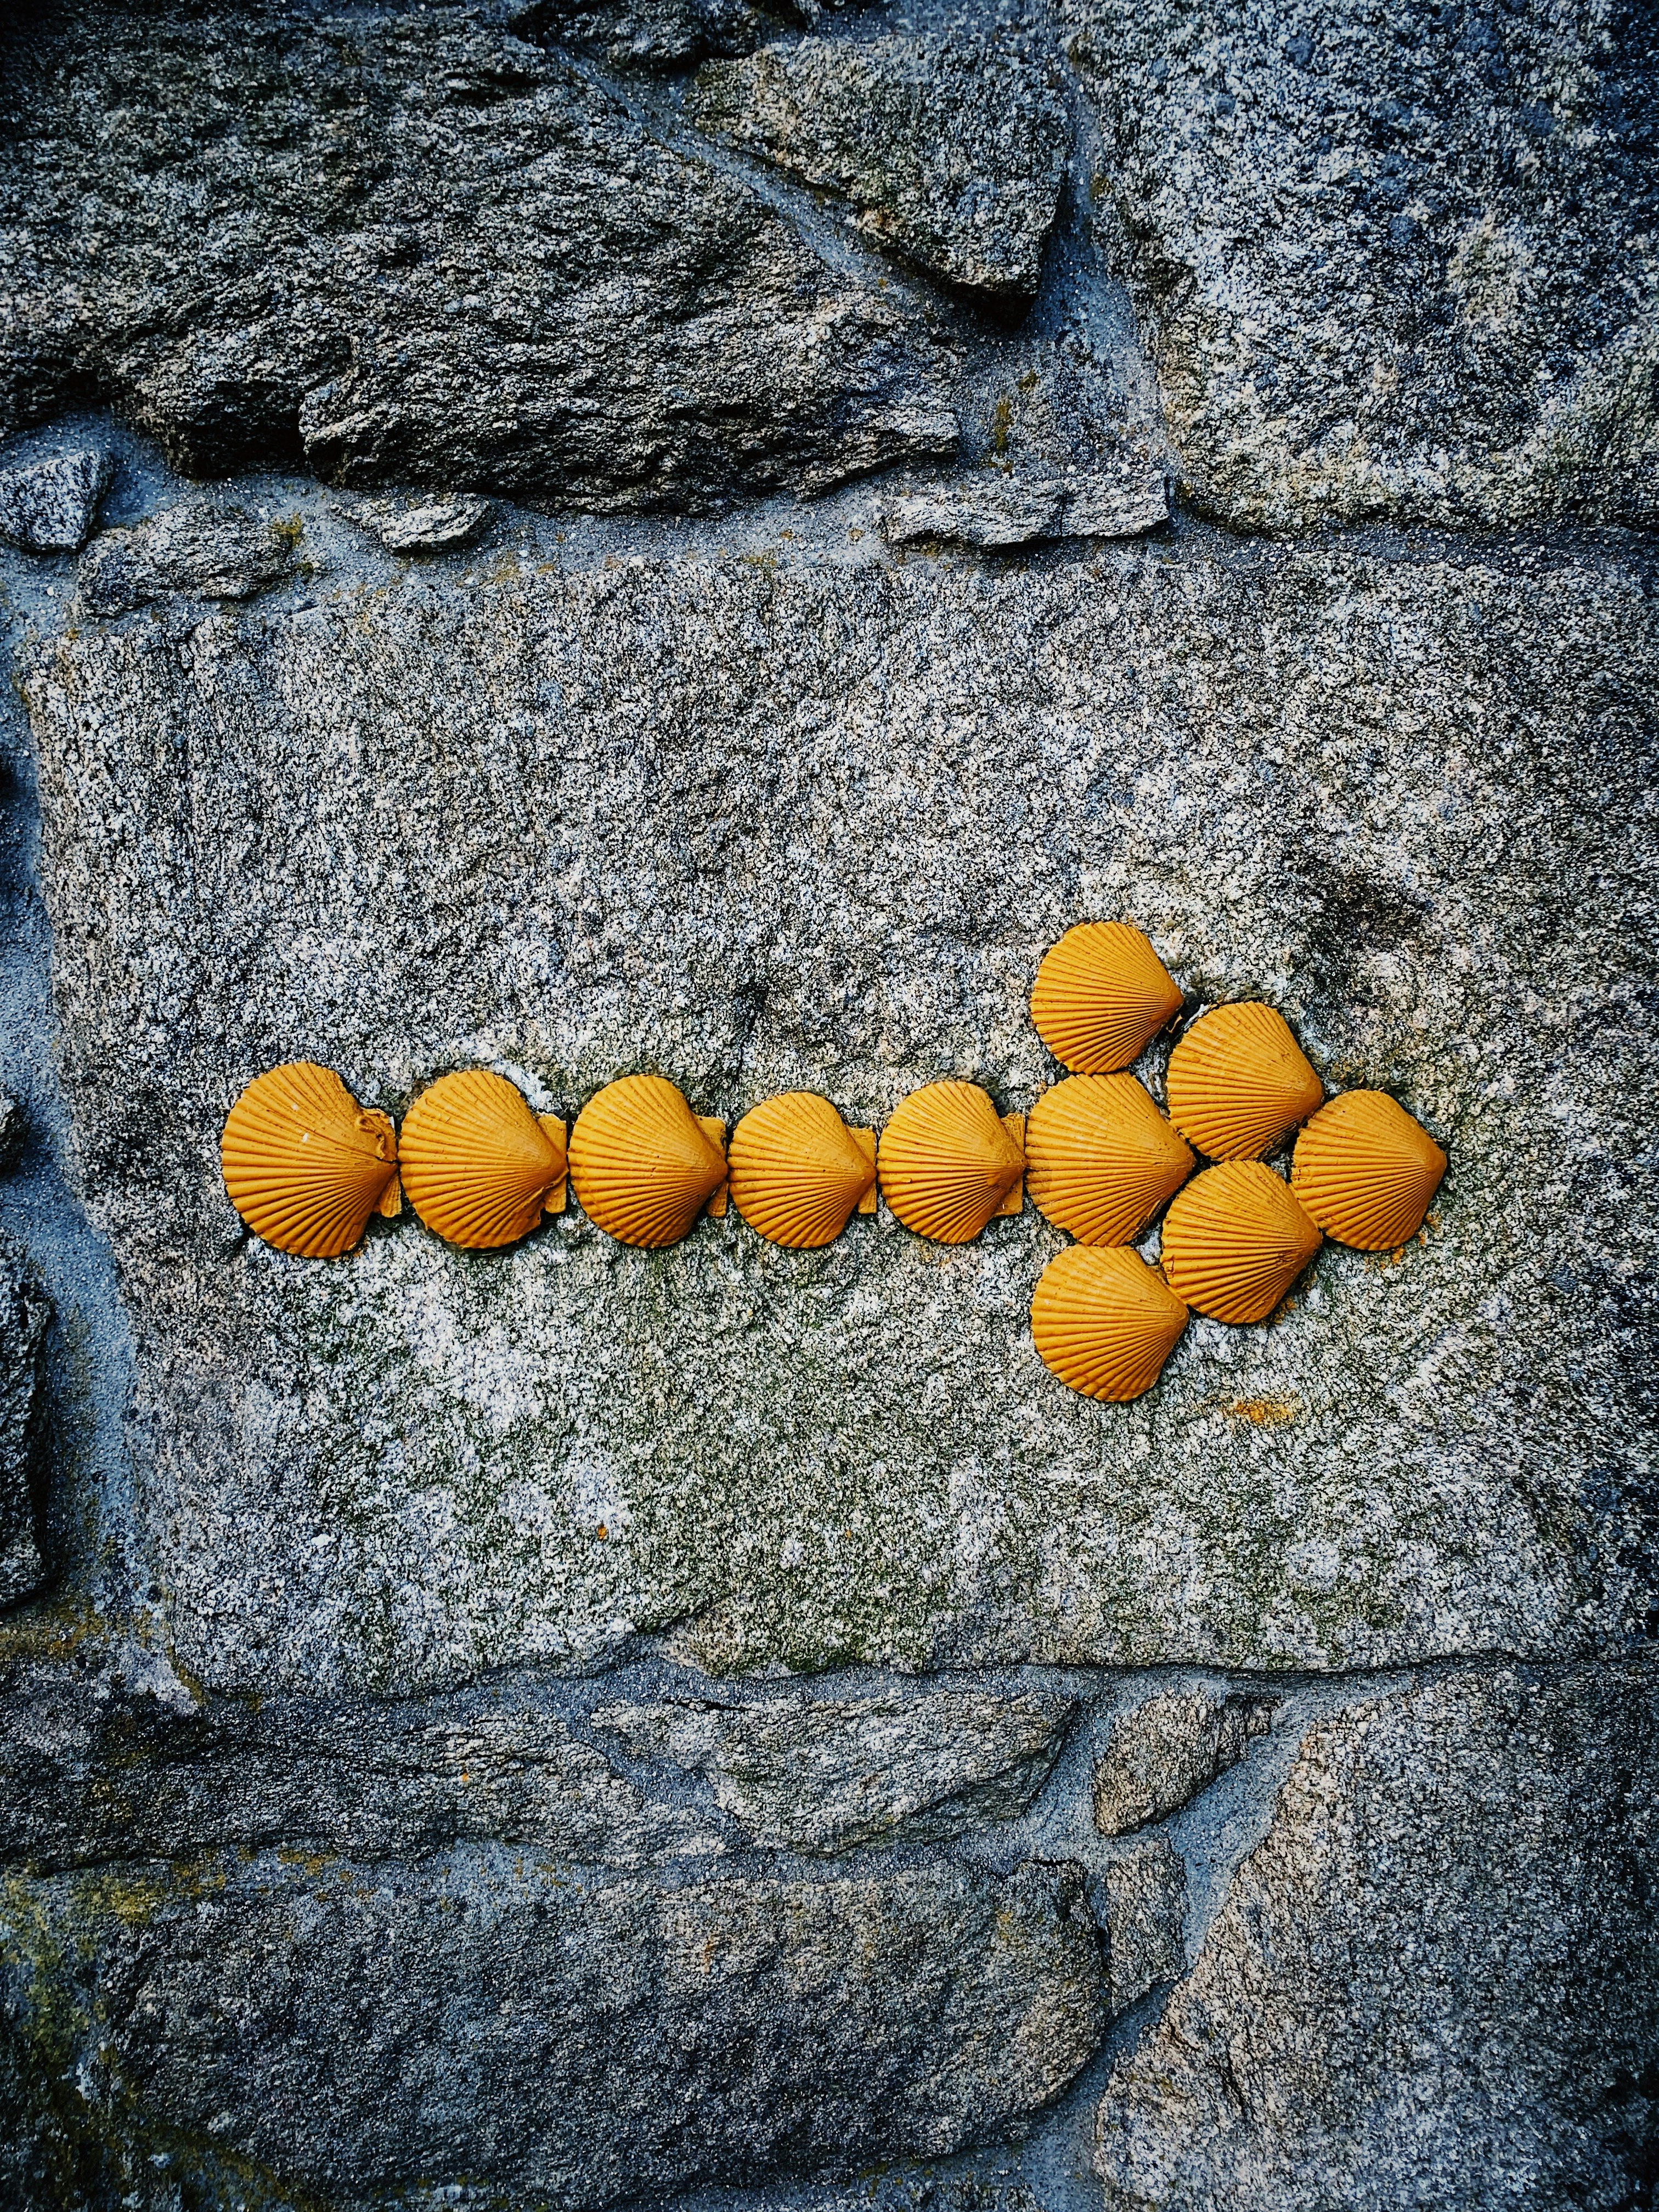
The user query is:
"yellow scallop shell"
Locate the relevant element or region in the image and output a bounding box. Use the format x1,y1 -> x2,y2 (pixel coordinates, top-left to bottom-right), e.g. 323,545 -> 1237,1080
398,1069 -> 567,1250
220,1061 -> 400,1259
877,1081 -> 1025,1244
1031,1245 -> 1189,1402
1291,1090 -> 1447,1251
568,1075 -> 728,1248
1025,1075 -> 1195,1245
1029,922 -> 1184,1075
1159,1160 -> 1323,1324
1164,1003 -> 1324,1160
727,1092 -> 877,1249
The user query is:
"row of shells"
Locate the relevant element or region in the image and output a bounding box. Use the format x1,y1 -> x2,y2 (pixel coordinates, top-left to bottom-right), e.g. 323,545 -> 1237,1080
221,923 -> 1446,1406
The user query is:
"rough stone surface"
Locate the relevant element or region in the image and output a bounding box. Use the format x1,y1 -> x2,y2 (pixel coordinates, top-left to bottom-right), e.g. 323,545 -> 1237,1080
0,448 -> 108,555
592,1686 -> 1075,1851
77,504 -> 306,618
692,35 -> 1070,306
740,2186 -> 1045,2212
521,0 -> 875,70
0,4 -> 956,505
1063,0 -> 1659,531
0,1646 -> 724,1870
19,532 -> 1657,1694
521,0 -> 778,69
1101,1834 -> 1187,2012
1093,1688 -> 1278,1835
0,1254 -> 47,1609
1061,467 -> 1169,537
976,352 -> 1160,484
346,494 -> 494,553
2,1849 -> 1105,2208
0,1085 -> 20,1170
884,462 -> 1166,545
1093,1664 -> 1659,2211
888,475 -> 1069,548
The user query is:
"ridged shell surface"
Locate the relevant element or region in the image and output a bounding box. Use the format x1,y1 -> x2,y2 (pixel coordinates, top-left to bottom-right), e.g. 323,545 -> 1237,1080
1160,1160 -> 1323,1323
399,1070 -> 566,1250
877,1081 -> 1025,1243
1029,923 -> 1184,1074
1025,1075 -> 1195,1245
1165,1003 -> 1324,1159
221,1062 -> 399,1259
569,1075 -> 727,1248
1031,1245 -> 1189,1402
728,1092 -> 877,1249
1291,1091 -> 1447,1250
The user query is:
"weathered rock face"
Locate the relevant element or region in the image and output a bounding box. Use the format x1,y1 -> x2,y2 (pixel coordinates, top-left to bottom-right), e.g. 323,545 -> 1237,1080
5,1847 -> 1104,2207
344,493 -> 494,554
691,34 -> 1071,304
1094,1664 -> 1659,2210
521,0 -> 783,70
0,3 -> 956,503
0,1627 -> 1116,2204
0,1252 -> 47,1607
1063,0 -> 1659,531
1094,1686 -> 1277,1834
20,529 -> 1656,1694
77,501 -> 306,618
0,448 -> 107,555
522,0 -> 876,72
883,460 -> 1168,546
0,1646 -> 725,1869
1099,1833 -> 1186,2012
593,1685 -> 1075,1851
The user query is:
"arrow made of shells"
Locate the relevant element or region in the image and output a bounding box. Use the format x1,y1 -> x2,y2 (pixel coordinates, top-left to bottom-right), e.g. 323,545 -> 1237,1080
219,923 -> 1446,1406
1024,923 -> 1446,1402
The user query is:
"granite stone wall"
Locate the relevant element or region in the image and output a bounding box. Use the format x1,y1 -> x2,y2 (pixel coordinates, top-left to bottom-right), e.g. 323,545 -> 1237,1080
0,3 -> 1654,2208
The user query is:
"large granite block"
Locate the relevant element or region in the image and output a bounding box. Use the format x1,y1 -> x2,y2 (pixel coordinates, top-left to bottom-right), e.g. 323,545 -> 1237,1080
1095,1663 -> 1659,2209
1063,0 -> 1659,532
0,3 -> 955,504
20,530 -> 1657,1691
2,1849 -> 1104,2206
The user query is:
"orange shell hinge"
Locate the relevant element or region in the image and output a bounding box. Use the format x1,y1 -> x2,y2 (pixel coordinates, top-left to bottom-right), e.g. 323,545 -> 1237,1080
995,1112 -> 1026,1216
697,1115 -> 728,1217
538,1115 -> 568,1215
850,1126 -> 878,1214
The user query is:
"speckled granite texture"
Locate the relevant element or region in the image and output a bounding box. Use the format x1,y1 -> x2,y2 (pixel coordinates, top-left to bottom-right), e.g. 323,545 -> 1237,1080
18,532 -> 1657,1693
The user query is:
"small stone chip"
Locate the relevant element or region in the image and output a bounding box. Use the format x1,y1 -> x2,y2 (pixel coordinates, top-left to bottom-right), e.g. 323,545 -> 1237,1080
346,495 -> 494,554
884,463 -> 1166,548
0,447 -> 110,554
